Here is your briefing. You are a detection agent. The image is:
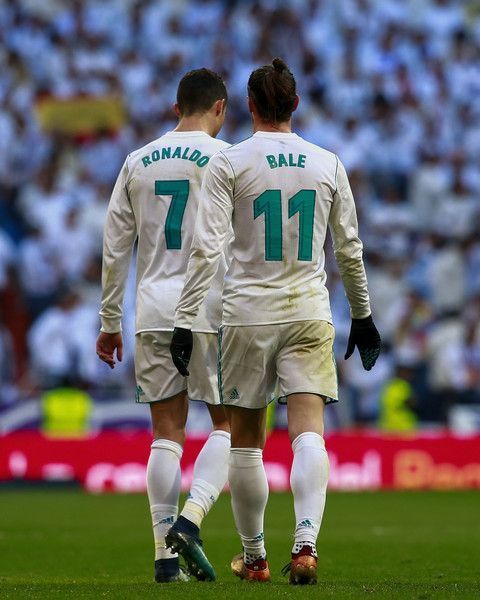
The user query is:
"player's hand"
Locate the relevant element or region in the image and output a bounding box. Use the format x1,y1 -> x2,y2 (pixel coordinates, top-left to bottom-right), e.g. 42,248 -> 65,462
96,331 -> 123,369
170,327 -> 193,376
344,315 -> 381,371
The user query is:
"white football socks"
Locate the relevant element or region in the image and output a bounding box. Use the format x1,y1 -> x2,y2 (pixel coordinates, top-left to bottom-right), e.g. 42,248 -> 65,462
290,432 -> 329,554
147,438 -> 183,560
229,447 -> 269,564
180,429 -> 231,528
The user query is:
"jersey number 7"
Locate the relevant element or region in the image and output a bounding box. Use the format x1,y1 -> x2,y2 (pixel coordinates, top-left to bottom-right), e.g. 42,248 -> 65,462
155,180 -> 190,249
254,189 -> 315,261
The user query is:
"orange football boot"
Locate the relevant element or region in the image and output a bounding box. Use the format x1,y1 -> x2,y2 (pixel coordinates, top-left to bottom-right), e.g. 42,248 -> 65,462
283,544 -> 317,585
230,552 -> 271,582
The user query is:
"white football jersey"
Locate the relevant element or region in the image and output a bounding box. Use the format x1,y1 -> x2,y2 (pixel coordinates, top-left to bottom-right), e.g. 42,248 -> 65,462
100,131 -> 230,334
175,131 -> 371,328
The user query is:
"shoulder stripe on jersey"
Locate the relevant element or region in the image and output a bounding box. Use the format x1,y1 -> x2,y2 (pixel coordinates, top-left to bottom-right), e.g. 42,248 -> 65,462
219,150 -> 236,197
217,326 -> 224,404
124,156 -> 135,211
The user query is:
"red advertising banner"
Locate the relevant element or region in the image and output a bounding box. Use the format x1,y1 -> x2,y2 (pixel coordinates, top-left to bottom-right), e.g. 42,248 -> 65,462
1,431 -> 479,492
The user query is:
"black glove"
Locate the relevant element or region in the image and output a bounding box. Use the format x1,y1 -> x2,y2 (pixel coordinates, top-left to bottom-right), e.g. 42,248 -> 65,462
344,315 -> 381,371
170,327 -> 193,376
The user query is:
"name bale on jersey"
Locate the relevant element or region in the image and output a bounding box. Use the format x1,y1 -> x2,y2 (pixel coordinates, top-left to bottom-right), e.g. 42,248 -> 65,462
141,146 -> 210,169
266,153 -> 306,169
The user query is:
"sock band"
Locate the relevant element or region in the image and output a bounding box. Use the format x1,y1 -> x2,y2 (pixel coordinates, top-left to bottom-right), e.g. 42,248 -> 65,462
292,431 -> 325,453
150,503 -> 177,523
151,438 -> 183,460
230,447 -> 263,468
209,429 -> 231,441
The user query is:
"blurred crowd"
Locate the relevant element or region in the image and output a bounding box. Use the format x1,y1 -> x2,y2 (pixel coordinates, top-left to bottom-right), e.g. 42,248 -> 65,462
1,0 -> 479,427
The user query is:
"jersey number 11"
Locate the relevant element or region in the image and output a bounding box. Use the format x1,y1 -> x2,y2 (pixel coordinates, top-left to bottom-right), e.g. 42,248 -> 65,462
254,189 -> 315,261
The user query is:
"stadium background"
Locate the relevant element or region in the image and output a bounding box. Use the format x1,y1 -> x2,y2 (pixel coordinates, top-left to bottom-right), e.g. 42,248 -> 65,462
1,1 -> 480,475
1,1 -> 480,597
2,0 -> 480,432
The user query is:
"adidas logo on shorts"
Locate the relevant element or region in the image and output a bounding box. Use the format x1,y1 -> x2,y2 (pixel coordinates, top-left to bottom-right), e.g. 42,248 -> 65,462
229,388 -> 240,400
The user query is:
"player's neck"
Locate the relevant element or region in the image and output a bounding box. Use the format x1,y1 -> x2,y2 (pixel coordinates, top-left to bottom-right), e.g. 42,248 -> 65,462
252,117 -> 292,134
174,115 -> 215,137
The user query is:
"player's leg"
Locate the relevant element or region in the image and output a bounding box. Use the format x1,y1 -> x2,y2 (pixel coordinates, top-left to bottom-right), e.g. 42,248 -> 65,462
277,321 -> 337,585
178,405 -> 230,530
286,394 -> 327,584
227,405 -> 270,581
220,325 -> 275,582
148,393 -> 189,582
167,406 -> 230,581
136,332 -> 189,583
166,333 -> 229,581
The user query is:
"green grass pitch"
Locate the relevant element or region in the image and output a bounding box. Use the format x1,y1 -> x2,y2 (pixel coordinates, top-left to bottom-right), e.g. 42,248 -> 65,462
0,489 -> 479,599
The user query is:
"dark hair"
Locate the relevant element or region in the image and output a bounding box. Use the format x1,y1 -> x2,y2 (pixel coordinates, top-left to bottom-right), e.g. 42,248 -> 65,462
248,58 -> 297,123
177,68 -> 227,116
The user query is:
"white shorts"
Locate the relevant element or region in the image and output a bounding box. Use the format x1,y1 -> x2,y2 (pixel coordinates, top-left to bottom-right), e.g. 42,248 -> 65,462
218,320 -> 338,409
134,331 -> 220,405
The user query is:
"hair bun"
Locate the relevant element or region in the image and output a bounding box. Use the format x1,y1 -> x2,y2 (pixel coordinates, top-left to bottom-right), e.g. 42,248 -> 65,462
272,57 -> 288,73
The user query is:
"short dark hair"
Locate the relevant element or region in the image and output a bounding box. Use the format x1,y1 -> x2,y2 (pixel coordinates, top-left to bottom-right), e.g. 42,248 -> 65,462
176,68 -> 228,116
248,58 -> 297,123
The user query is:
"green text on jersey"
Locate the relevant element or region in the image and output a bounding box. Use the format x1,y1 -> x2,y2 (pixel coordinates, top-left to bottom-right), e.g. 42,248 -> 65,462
142,146 -> 210,168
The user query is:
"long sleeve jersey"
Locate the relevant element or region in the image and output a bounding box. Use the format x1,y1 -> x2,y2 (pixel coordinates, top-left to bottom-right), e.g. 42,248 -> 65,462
99,131 -> 230,334
175,131 -> 371,328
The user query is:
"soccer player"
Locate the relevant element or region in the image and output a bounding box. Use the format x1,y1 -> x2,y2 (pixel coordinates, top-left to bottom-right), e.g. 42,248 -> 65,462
170,58 -> 381,584
96,69 -> 231,583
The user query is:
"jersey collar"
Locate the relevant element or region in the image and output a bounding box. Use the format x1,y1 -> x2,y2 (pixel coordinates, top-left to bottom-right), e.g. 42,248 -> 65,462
253,131 -> 298,138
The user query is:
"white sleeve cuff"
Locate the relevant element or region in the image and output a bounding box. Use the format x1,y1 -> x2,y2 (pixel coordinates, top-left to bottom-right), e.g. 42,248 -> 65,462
350,305 -> 372,320
174,312 -> 195,330
100,317 -> 122,334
